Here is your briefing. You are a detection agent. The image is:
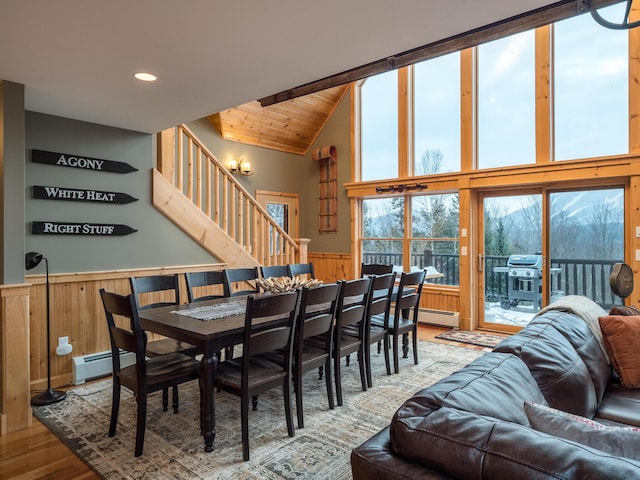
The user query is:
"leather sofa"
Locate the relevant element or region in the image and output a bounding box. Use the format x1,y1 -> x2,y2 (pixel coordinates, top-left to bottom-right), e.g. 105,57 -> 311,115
351,301 -> 640,479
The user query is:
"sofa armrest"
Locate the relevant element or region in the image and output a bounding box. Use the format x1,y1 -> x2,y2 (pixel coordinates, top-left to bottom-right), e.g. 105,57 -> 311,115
351,427 -> 453,480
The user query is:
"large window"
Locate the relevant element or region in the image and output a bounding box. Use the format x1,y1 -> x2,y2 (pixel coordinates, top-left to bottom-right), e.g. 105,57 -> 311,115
361,71 -> 398,181
477,30 -> 536,169
362,197 -> 404,266
554,4 -> 628,160
414,53 -> 461,174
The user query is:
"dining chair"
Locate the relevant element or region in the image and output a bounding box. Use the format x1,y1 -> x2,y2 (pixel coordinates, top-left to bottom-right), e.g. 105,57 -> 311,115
213,290 -> 301,461
360,263 -> 394,277
281,282 -> 341,428
99,289 -> 200,457
129,274 -> 197,357
363,272 -> 396,387
287,262 -> 315,279
332,277 -> 371,406
222,267 -> 260,297
373,270 -> 426,374
260,265 -> 289,279
185,270 -> 225,303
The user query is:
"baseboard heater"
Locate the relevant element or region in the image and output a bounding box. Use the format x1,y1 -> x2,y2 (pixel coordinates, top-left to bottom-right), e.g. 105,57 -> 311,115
418,308 -> 460,328
72,349 -> 135,385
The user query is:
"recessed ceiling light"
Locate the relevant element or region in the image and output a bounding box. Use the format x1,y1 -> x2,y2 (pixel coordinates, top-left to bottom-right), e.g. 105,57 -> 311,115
134,72 -> 157,82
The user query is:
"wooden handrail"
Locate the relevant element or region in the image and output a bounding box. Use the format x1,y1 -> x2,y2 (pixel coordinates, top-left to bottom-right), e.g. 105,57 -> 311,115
157,125 -> 301,266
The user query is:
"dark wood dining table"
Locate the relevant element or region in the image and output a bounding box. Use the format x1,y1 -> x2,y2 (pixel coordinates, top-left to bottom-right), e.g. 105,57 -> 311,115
138,293 -> 274,453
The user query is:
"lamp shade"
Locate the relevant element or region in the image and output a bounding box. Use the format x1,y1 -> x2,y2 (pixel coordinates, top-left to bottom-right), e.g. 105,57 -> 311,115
26,251 -> 44,270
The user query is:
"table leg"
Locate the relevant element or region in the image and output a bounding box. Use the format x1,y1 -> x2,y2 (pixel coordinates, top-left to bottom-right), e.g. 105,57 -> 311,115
201,352 -> 217,452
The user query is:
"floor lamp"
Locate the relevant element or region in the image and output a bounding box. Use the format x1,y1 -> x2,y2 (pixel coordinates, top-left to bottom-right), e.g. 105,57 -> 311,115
26,251 -> 66,406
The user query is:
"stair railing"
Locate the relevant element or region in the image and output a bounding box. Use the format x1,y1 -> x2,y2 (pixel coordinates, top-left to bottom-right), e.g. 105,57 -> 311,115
157,125 -> 300,266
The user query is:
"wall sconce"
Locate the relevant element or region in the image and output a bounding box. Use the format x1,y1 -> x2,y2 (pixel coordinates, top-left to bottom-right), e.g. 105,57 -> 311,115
228,157 -> 254,176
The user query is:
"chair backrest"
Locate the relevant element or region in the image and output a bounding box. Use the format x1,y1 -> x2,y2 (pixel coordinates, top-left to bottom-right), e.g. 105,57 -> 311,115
394,270 -> 427,322
185,270 -> 225,303
287,262 -> 315,279
361,263 -> 394,277
222,267 -> 259,297
366,273 -> 396,326
297,282 -> 341,343
129,274 -> 180,310
336,277 -> 371,331
241,291 -> 301,374
260,265 -> 289,279
99,289 -> 146,375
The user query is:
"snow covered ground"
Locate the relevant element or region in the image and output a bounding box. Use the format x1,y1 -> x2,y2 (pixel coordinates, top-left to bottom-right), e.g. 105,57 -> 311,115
484,301 -> 538,327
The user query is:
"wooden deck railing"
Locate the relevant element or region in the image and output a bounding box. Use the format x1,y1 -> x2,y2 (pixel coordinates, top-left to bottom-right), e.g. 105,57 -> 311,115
157,125 -> 302,266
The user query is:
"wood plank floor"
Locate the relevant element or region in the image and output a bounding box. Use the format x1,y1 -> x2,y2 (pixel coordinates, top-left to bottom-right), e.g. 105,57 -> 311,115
0,324 -> 488,480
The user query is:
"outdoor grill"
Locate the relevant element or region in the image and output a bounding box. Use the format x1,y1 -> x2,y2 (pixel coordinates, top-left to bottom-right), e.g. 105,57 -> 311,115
501,254 -> 543,311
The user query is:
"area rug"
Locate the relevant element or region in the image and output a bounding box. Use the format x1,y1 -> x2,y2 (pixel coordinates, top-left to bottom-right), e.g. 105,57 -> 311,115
33,341 -> 482,480
435,329 -> 508,348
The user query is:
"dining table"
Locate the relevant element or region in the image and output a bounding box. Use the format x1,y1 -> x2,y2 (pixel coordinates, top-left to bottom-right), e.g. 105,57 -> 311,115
138,293 -> 277,453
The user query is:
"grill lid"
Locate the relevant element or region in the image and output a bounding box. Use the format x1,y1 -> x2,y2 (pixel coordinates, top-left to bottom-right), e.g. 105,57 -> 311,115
507,254 -> 542,268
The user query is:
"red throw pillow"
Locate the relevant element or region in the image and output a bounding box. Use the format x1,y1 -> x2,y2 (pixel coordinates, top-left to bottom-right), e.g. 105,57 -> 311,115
599,315 -> 640,388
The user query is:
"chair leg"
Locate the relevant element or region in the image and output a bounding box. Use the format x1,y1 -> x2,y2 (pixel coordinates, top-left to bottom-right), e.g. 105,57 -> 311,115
109,378 -> 121,437
241,395 -> 250,461
392,333 -> 400,374
383,334 -> 392,376
295,369 -> 305,429
134,392 -> 147,457
402,332 -> 410,358
325,357 -> 335,410
162,387 -> 168,412
345,353 -> 351,366
252,395 -> 258,411
358,349 -> 367,392
334,353 -> 343,407
365,341 -> 373,388
283,378 -> 295,437
318,365 -> 324,380
377,339 -> 382,355
412,326 -> 419,365
172,385 -> 179,414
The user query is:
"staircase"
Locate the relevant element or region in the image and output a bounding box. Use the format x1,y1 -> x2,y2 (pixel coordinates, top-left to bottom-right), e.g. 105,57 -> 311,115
154,125 -> 305,268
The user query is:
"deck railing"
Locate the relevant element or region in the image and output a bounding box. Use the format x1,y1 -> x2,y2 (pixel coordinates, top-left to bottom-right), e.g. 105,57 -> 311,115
363,251 -> 622,308
157,125 -> 300,266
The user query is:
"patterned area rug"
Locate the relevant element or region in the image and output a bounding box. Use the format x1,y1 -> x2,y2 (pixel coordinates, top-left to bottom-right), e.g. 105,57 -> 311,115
33,341 -> 482,480
435,329 -> 508,348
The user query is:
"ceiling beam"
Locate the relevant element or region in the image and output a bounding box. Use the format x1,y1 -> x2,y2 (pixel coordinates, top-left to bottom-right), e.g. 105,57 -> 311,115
258,0 -> 623,107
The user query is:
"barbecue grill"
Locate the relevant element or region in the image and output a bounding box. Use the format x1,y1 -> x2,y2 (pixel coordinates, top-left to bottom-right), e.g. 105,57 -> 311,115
501,254 -> 543,310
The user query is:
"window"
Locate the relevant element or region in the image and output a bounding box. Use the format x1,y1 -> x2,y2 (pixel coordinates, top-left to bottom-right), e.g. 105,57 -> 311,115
411,193 -> 460,285
361,71 -> 398,181
554,4 -> 628,160
414,53 -> 461,174
362,197 -> 404,266
477,30 -> 536,169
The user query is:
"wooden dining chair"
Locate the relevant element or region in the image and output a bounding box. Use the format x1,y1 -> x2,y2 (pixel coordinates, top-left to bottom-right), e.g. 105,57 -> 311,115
360,263 -> 394,277
374,270 -> 426,374
260,265 -> 289,279
287,262 -> 315,279
213,290 -> 301,461
331,277 -> 371,406
185,270 -> 225,303
363,272 -> 396,387
222,267 -> 260,297
129,274 -> 196,357
99,289 -> 200,457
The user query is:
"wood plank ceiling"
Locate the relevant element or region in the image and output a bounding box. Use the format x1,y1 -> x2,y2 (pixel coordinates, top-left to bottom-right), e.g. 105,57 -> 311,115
208,84 -> 349,155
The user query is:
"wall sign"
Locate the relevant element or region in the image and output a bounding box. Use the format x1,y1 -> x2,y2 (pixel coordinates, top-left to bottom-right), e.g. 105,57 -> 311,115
32,221 -> 137,236
32,185 -> 138,204
32,149 -> 138,173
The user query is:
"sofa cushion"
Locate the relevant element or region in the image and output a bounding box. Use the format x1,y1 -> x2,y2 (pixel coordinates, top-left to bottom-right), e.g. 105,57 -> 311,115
599,315 -> 640,388
525,401 -> 640,461
597,383 -> 640,427
392,353 -> 546,427
530,310 -> 611,405
392,405 -> 640,480
493,321 -> 599,417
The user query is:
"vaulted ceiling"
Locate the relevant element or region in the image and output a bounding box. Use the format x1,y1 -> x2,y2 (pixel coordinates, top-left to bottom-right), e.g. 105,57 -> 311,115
1,1 -> 580,135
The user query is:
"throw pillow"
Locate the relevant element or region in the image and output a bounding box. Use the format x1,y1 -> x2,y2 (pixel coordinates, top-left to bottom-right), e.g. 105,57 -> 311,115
524,401 -> 640,461
609,305 -> 640,316
599,315 -> 640,388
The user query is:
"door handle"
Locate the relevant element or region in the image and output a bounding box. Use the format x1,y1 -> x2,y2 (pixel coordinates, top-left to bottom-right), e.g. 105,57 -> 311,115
478,254 -> 484,273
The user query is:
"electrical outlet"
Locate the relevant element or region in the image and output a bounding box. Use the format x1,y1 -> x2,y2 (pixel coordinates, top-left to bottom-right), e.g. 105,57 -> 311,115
636,226 -> 640,238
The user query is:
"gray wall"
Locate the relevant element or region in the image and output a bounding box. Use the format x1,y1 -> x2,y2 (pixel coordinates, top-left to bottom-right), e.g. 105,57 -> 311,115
25,112 -> 216,273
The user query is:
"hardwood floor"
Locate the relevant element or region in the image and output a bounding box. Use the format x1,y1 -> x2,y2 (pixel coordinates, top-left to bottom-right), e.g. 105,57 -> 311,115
0,324 -> 484,480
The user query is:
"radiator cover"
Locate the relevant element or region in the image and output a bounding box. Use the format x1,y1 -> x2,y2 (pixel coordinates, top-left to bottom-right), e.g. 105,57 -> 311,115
418,308 -> 460,328
72,349 -> 136,385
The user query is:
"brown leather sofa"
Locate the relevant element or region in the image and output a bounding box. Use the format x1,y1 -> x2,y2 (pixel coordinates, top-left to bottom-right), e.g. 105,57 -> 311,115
351,305 -> 640,479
